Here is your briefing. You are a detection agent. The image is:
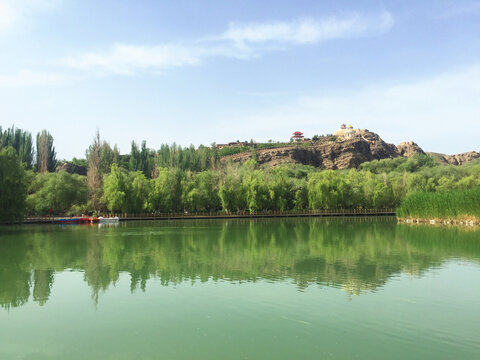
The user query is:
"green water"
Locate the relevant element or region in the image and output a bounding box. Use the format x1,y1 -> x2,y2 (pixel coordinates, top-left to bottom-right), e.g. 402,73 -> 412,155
0,218 -> 479,359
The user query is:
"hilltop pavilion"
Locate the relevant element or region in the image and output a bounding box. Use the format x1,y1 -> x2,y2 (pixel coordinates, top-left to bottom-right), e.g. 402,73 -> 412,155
292,131 -> 304,142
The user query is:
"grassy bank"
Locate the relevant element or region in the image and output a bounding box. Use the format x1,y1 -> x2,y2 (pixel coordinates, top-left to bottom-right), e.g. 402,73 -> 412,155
396,188 -> 480,220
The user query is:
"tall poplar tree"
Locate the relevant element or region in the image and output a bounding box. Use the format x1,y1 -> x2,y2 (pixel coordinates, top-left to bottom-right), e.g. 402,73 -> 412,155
0,126 -> 34,168
36,130 -> 57,173
86,131 -> 104,211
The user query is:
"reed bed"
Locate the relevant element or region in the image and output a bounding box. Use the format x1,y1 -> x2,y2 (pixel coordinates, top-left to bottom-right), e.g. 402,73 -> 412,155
397,188 -> 480,220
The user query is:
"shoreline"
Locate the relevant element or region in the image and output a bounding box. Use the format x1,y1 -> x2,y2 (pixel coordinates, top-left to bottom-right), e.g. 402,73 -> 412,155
397,217 -> 479,226
19,210 -> 396,225
11,213 -> 480,227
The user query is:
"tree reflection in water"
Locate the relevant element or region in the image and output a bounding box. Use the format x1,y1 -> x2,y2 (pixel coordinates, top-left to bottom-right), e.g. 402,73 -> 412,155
1,218 -> 479,309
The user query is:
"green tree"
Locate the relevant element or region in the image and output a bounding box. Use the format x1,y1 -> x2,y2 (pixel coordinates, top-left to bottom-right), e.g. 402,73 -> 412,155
0,147 -> 27,222
86,131 -> 113,211
36,130 -> 57,173
27,171 -> 88,215
218,170 -> 245,212
148,167 -> 184,212
455,175 -> 478,189
435,176 -> 455,192
307,170 -> 352,210
103,164 -> 130,213
267,168 -> 293,211
372,183 -> 394,208
405,173 -> 428,194
129,171 -> 150,213
242,170 -> 269,213
182,171 -> 220,212
0,126 -> 34,168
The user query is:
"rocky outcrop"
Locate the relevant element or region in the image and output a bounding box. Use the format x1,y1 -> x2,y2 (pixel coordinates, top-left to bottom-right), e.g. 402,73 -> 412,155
56,162 -> 87,176
356,130 -> 400,159
222,131 -> 400,170
427,151 -> 480,166
221,129 -> 479,169
397,141 -> 425,158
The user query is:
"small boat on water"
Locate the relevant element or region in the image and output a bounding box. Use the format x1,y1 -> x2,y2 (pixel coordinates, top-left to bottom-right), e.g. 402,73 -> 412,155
58,217 -> 102,225
98,216 -> 119,224
58,218 -> 78,224
57,216 -> 119,225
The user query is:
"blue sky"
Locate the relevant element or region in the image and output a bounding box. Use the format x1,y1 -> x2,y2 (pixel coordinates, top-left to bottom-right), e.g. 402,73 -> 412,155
0,0 -> 479,159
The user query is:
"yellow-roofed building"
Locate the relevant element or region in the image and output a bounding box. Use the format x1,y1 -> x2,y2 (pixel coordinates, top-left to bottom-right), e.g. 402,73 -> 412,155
334,124 -> 357,139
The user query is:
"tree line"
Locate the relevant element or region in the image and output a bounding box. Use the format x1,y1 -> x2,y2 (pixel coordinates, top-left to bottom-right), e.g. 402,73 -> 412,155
1,126 -> 480,222
0,126 -> 56,171
1,126 -> 57,222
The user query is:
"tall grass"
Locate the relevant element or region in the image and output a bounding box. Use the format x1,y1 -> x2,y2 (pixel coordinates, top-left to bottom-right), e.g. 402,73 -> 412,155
397,188 -> 480,219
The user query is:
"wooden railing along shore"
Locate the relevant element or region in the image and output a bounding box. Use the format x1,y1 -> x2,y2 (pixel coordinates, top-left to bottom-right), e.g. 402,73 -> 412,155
23,208 -> 395,224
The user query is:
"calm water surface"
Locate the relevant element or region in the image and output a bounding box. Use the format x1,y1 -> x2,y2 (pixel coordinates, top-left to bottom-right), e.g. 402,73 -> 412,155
0,218 -> 479,359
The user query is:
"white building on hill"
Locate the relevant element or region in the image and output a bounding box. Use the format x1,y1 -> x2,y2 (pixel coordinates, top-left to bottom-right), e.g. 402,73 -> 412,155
334,124 -> 357,139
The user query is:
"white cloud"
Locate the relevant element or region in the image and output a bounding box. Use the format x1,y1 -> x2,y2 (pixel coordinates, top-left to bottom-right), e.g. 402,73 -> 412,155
222,65 -> 480,153
0,69 -> 67,87
63,43 -> 202,75
220,12 -> 393,44
0,0 -> 60,30
0,1 -> 16,30
63,11 -> 394,76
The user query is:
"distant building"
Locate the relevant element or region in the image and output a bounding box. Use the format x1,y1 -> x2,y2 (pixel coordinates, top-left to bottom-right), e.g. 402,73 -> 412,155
228,141 -> 248,147
334,124 -> 357,139
216,141 -> 249,150
345,125 -> 355,138
291,131 -> 304,142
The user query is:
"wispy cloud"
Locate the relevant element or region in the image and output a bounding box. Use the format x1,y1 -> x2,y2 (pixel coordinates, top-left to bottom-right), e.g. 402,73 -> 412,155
62,11 -> 394,76
220,12 -> 393,45
63,43 -> 202,76
0,69 -> 67,87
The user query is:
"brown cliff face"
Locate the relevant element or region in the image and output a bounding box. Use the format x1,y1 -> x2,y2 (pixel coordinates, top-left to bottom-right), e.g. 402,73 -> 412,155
357,130 -> 400,159
220,130 -> 479,169
222,132 -> 400,169
427,151 -> 480,166
397,141 -> 426,158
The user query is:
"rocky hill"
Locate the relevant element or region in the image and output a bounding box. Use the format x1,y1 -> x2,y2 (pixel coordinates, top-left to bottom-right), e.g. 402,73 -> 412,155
222,130 -> 400,169
396,141 -> 425,158
427,151 -> 480,166
221,130 -> 478,169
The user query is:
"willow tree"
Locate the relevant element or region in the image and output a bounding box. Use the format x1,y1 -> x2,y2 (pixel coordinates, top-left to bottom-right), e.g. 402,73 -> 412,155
36,130 -> 57,173
26,171 -> 88,215
103,164 -> 129,212
148,167 -> 184,212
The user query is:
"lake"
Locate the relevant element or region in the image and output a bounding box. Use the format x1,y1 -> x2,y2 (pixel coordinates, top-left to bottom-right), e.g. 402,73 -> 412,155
1,218 -> 479,359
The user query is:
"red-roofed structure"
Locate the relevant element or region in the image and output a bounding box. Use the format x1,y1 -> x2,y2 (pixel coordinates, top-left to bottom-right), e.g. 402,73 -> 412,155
291,131 -> 304,142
